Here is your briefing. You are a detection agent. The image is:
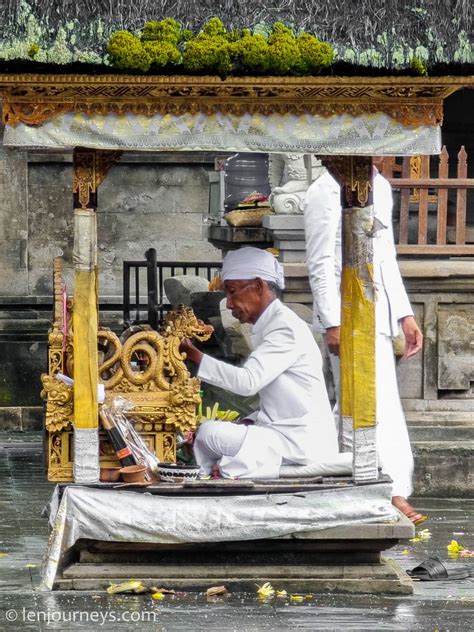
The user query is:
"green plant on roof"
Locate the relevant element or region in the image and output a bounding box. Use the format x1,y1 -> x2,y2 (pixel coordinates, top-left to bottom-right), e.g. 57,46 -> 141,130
107,30 -> 151,72
141,18 -> 183,45
141,19 -> 183,70
182,17 -> 233,77
107,19 -> 185,72
297,32 -> 334,72
267,22 -> 301,74
232,29 -> 270,73
27,42 -> 39,58
143,40 -> 181,68
107,17 -> 335,76
410,55 -> 428,76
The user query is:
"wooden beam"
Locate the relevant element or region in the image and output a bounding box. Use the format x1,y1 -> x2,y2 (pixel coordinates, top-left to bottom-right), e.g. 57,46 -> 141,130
396,245 -> 474,255
436,147 -> 449,245
71,149 -> 120,481
73,264 -> 99,429
72,149 -> 99,431
388,178 -> 474,188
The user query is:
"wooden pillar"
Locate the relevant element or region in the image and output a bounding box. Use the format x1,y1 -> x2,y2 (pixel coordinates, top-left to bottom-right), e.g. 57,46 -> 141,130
72,148 -> 121,482
324,156 -> 378,484
340,157 -> 377,483
72,148 -> 100,482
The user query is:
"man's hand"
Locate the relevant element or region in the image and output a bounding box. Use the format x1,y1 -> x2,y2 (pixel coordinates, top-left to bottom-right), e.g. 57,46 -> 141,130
400,316 -> 423,359
325,326 -> 341,356
179,338 -> 203,366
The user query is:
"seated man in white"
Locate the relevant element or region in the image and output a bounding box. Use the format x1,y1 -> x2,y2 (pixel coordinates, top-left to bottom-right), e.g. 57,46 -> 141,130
180,247 -> 347,479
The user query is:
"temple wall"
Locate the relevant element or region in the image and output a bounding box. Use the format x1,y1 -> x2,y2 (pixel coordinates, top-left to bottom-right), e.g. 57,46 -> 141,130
0,149 -> 220,299
0,148 -> 221,424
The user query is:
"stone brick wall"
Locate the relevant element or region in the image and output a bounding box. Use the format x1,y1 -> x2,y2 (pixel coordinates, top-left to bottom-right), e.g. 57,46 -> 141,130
21,152 -> 221,299
0,148 -> 223,426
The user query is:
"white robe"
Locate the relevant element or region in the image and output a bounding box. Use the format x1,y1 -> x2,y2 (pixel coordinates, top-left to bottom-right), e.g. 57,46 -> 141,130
197,299 -> 339,478
304,169 -> 414,497
304,170 -> 413,336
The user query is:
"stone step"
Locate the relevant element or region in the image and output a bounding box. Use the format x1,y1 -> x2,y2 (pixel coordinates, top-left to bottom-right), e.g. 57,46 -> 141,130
278,250 -> 306,263
284,278 -> 312,291
274,239 -> 306,250
408,425 -> 474,442
282,291 -> 313,304
55,560 -> 413,594
263,215 -> 305,230
412,440 -> 474,497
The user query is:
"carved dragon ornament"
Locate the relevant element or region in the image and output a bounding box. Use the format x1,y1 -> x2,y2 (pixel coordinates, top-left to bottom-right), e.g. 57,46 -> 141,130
41,305 -> 214,433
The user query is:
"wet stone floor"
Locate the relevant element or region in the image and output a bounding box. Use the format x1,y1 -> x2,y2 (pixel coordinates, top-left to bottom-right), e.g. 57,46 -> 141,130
0,434 -> 473,631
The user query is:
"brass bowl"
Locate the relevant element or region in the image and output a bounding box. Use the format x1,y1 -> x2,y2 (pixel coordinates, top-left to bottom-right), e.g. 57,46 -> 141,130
119,464 -> 147,483
99,467 -> 121,482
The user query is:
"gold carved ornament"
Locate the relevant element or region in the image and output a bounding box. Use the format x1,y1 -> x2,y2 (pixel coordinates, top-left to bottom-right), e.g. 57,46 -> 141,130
41,303 -> 213,480
40,375 -> 74,432
97,306 -> 213,432
73,148 -> 123,209
42,304 -> 214,436
0,74 -> 466,128
321,156 -> 373,208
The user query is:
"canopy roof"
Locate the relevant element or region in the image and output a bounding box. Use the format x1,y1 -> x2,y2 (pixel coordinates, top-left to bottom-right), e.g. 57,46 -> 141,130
0,1 -> 472,71
2,73 -> 472,155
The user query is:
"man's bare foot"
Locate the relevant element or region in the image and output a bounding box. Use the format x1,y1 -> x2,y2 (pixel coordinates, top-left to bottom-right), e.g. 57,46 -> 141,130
392,496 -> 428,525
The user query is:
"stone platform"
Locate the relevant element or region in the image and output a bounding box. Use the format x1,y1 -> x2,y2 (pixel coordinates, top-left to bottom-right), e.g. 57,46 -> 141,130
49,480 -> 414,594
58,556 -> 412,594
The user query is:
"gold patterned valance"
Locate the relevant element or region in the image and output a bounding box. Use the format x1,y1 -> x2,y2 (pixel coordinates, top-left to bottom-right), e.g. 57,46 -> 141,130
2,110 -> 442,156
0,73 -> 469,129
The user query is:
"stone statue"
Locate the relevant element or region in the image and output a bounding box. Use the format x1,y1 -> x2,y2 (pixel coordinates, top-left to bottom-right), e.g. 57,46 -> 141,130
269,153 -> 325,214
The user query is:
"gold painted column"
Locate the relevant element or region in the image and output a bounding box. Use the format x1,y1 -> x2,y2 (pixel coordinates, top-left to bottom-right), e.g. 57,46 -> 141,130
72,148 -> 100,482
329,156 -> 378,484
72,148 -> 121,482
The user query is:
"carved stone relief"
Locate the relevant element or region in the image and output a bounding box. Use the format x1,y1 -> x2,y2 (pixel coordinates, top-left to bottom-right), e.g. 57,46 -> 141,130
438,304 -> 474,393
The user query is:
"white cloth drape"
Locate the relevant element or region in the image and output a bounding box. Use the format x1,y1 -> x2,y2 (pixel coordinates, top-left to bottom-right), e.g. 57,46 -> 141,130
3,111 -> 441,155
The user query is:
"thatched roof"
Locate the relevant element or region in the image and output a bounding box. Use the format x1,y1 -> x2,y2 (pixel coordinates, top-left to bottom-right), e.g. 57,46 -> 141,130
0,0 -> 472,70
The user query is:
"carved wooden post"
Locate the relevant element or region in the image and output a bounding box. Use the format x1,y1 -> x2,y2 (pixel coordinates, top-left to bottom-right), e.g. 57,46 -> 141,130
340,156 -> 378,483
72,148 -> 121,482
324,156 -> 378,483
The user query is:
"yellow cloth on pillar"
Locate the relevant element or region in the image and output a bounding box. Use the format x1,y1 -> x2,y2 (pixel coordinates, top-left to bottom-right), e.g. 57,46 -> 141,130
73,269 -> 99,428
340,264 -> 376,430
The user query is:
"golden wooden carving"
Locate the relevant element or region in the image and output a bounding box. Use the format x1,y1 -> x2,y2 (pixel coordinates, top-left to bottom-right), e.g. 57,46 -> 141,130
349,157 -> 373,208
322,156 -> 373,208
73,148 -> 122,209
47,429 -> 178,482
1,74 -> 471,128
41,375 -> 73,433
41,260 -> 213,481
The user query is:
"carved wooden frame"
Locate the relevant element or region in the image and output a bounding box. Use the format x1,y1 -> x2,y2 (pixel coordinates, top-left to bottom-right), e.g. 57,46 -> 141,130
0,74 -> 471,128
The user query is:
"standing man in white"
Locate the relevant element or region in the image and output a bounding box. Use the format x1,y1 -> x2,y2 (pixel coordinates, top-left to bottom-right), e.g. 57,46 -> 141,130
304,163 -> 425,525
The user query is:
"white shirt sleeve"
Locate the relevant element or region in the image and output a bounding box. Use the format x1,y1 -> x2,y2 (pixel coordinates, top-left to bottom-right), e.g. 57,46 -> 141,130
198,325 -> 300,397
304,173 -> 342,329
375,174 -> 414,323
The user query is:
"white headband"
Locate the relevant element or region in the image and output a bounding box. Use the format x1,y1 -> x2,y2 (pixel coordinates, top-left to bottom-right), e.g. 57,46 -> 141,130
221,247 -> 285,290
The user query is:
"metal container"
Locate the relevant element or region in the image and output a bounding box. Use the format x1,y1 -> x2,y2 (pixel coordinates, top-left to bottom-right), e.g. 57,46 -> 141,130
224,153 -> 270,212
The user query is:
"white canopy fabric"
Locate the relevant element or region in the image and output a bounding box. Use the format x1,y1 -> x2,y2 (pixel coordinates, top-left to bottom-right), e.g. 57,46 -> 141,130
3,110 -> 441,155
